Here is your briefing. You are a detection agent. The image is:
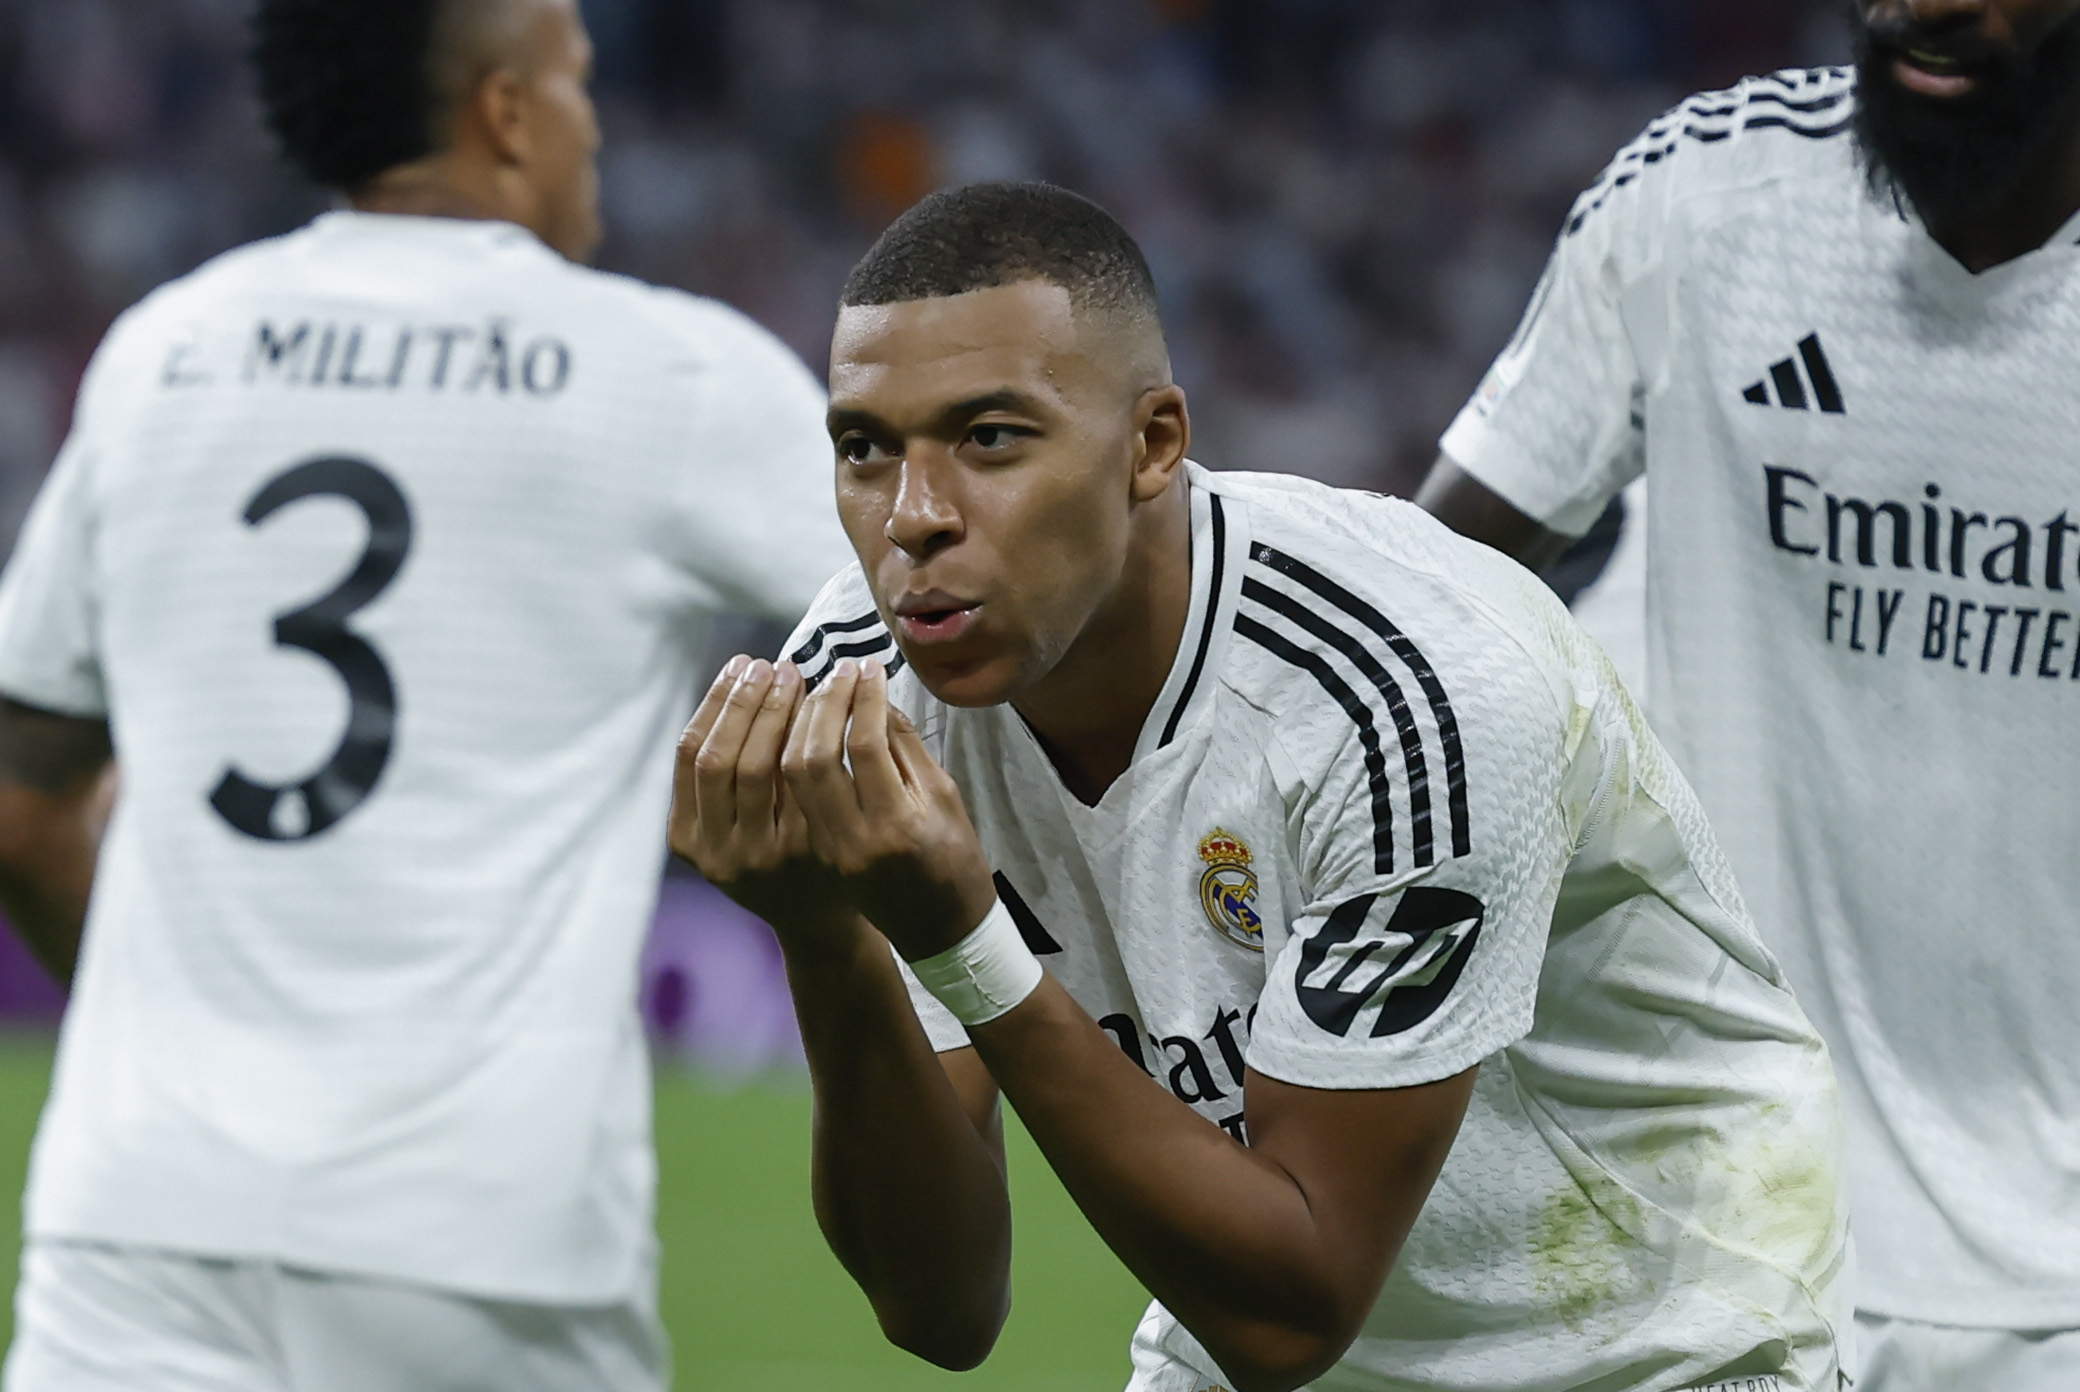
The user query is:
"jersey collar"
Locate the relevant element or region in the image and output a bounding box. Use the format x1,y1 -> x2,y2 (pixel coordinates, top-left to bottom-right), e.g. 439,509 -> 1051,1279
303,209 -> 552,257
1132,463 -> 1245,764
1897,194 -> 2080,292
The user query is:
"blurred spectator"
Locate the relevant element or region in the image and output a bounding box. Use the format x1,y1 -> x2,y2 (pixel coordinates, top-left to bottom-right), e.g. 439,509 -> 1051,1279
0,0 -> 1848,1068
0,0 -> 1845,553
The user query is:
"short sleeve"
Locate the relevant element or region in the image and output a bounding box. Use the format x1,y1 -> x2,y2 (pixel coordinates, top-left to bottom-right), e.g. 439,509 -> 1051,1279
1247,645 -> 1577,1092
0,430 -> 106,717
1438,118 -> 1675,539
669,299 -> 852,622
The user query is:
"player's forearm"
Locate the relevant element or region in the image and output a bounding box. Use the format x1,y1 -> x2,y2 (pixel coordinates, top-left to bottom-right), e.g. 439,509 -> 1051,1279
777,918 -> 1012,1370
0,774 -> 110,987
0,703 -> 116,987
969,979 -> 1382,1392
1415,456 -> 1575,572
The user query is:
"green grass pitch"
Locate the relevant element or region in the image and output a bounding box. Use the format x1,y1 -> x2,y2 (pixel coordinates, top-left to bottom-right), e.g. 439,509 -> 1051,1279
0,1036 -> 1149,1390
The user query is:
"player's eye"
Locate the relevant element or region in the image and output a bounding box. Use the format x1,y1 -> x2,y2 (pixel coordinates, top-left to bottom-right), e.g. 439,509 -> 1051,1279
837,433 -> 894,467
966,423 -> 1029,452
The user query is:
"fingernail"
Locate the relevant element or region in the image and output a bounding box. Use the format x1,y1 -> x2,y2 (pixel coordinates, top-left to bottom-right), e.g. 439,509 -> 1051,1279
863,657 -> 884,679
724,654 -> 751,679
774,661 -> 801,686
745,658 -> 773,682
834,658 -> 858,679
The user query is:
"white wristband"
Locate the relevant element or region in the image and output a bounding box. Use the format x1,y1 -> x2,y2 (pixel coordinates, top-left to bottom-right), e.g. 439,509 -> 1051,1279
909,899 -> 1044,1027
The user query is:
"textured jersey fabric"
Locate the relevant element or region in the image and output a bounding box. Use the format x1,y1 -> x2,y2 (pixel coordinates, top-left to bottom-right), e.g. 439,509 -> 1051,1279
788,465 -> 1846,1392
1568,479 -> 1652,706
1442,67 -> 2080,1327
0,212 -> 849,1302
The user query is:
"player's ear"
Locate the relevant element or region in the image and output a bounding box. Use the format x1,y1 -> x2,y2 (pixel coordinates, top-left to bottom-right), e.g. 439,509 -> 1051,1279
1129,383 -> 1190,504
464,67 -> 532,168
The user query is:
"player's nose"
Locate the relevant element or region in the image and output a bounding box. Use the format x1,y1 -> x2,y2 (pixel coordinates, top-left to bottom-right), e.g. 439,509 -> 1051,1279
1896,0 -> 1992,31
884,455 -> 965,561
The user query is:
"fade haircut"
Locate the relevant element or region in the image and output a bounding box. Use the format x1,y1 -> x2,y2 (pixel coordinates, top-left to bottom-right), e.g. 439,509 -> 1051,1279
841,183 -> 1163,331
251,0 -> 528,191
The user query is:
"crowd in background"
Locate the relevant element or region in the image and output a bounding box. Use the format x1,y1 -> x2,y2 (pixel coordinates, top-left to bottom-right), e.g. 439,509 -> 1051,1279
0,0 -> 1849,559
0,0 -> 1839,1055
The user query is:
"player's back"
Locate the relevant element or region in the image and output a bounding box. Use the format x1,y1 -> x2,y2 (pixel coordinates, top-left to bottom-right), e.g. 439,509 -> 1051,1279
0,212 -> 845,1300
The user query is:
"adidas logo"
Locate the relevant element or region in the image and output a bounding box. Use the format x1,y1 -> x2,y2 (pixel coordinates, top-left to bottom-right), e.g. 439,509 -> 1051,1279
1742,333 -> 1845,414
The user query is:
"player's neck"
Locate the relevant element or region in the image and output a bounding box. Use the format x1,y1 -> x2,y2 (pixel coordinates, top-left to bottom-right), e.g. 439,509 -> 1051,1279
1012,484 -> 1194,807
350,159 -> 519,234
1928,119 -> 2080,274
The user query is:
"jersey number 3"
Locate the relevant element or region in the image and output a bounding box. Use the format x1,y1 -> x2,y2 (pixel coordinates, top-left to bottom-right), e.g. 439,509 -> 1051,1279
209,457 -> 414,842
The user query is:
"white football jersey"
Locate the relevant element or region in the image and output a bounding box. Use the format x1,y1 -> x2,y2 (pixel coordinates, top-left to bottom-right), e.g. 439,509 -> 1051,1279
1443,67 -> 2080,1327
0,212 -> 848,1302
789,466 -> 1846,1392
1568,479 -> 1651,706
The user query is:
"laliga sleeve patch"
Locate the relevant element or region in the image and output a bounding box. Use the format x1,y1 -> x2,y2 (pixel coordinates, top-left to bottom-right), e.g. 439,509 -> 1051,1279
1294,888 -> 1486,1039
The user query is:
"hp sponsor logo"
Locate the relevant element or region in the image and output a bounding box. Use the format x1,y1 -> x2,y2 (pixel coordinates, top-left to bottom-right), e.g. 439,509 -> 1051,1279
1294,888 -> 1485,1038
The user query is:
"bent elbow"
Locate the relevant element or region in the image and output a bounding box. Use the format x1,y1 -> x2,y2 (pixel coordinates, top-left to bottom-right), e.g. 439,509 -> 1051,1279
1228,1354 -> 1342,1392
1215,1321 -> 1363,1392
1223,1356 -> 1322,1389
1227,1355 -> 1336,1392
895,1332 -> 996,1374
877,1291 -> 1009,1372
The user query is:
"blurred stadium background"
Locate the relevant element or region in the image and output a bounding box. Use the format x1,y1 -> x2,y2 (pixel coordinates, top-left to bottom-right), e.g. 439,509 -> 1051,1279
0,0 -> 1839,1384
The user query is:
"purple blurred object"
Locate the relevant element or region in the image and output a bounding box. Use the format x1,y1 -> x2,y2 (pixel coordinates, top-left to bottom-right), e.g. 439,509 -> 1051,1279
0,923 -> 63,1022
641,876 -> 805,1077
0,887 -> 806,1077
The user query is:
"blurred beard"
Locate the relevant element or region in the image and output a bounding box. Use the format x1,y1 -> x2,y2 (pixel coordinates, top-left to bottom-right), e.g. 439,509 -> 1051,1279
1853,5 -> 2080,229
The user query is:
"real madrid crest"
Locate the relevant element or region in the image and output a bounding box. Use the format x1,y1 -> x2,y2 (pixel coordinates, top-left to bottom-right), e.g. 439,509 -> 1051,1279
1197,828 -> 1264,953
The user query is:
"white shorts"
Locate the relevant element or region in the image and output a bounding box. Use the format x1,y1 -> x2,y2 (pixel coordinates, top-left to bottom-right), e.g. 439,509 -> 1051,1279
1856,1311 -> 2080,1392
2,1239 -> 669,1392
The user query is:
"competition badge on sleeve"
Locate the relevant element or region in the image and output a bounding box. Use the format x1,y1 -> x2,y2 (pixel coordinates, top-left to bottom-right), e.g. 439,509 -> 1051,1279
1198,829 -> 1264,952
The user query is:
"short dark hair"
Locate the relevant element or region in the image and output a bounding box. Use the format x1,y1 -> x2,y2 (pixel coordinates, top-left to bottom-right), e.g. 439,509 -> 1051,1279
840,182 -> 1161,325
250,0 -> 447,190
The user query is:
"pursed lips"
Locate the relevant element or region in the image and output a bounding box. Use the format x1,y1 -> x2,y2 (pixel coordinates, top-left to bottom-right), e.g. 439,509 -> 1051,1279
892,590 -> 983,645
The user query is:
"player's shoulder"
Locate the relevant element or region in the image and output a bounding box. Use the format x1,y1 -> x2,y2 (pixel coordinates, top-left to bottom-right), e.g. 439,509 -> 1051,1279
148,224 -> 308,300
574,271 -> 815,384
1204,471 -> 1587,882
1216,469 -> 1566,654
65,235 -> 305,421
146,217 -> 801,367
1212,470 -> 1577,762
1564,66 -> 1859,240
93,227 -> 308,352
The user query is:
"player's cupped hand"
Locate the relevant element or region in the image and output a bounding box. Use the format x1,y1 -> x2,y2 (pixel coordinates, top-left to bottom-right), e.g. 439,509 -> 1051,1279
669,656 -> 848,935
781,658 -> 999,963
